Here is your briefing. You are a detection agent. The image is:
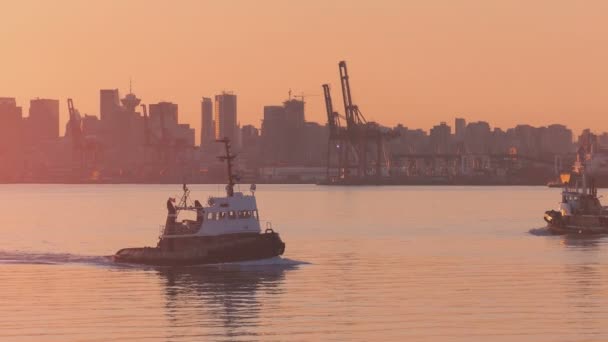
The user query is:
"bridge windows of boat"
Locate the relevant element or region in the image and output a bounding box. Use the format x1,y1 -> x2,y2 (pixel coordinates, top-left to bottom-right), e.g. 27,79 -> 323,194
205,210 -> 259,221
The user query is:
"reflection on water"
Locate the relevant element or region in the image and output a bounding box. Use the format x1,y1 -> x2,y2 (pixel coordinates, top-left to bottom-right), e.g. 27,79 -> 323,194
560,235 -> 608,250
158,265 -> 291,340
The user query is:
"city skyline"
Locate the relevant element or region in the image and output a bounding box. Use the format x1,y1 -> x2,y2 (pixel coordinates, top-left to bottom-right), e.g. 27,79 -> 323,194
2,85 -> 593,185
1,88 -> 600,144
4,1 -> 608,138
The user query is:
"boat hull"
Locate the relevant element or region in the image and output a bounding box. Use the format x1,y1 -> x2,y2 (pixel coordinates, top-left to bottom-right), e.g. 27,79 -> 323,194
114,231 -> 285,266
545,210 -> 608,235
546,223 -> 608,235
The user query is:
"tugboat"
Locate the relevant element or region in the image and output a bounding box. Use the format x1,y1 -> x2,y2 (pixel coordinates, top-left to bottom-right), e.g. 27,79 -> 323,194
544,170 -> 608,235
114,138 -> 286,266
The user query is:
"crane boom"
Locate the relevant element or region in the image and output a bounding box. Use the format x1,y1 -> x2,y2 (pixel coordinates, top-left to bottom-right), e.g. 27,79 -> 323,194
338,61 -> 357,130
67,98 -> 82,150
322,84 -> 340,137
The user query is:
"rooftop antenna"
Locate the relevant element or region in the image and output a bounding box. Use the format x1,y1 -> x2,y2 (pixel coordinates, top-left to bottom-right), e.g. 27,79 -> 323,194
129,77 -> 133,94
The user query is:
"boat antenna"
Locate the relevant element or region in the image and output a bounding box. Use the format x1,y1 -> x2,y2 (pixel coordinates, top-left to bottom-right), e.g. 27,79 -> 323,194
177,183 -> 190,209
216,138 -> 237,197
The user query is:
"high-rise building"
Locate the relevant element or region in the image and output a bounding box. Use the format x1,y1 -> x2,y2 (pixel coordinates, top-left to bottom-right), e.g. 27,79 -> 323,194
100,89 -> 120,122
0,98 -> 23,179
509,124 -> 542,156
540,124 -> 573,155
284,99 -> 305,125
149,102 -> 179,140
464,121 -> 492,154
429,122 -> 451,154
214,92 -> 237,142
28,98 -> 60,143
455,118 -> 466,142
260,98 -> 308,165
200,97 -> 214,147
261,105 -> 288,164
148,101 -> 194,147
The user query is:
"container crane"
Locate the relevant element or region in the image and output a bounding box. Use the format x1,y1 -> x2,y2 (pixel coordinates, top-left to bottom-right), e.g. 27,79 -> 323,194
67,98 -> 82,151
323,84 -> 349,180
322,61 -> 398,183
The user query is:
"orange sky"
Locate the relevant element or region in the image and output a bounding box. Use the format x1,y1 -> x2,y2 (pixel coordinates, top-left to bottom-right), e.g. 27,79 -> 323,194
3,0 -> 608,142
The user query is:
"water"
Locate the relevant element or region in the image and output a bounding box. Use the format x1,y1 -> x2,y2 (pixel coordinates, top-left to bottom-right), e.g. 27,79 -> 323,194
1,184 -> 608,341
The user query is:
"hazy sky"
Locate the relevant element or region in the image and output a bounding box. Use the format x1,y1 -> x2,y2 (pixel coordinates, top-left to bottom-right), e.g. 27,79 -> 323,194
3,0 -> 608,141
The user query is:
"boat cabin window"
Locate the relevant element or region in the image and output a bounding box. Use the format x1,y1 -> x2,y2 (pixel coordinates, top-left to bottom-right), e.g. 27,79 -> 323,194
204,210 -> 259,221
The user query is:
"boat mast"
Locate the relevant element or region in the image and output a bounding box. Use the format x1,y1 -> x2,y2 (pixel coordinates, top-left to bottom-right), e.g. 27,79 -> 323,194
216,138 -> 237,197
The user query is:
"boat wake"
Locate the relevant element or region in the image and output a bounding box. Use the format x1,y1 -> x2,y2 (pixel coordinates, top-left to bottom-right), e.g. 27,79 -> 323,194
529,227 -> 554,236
0,250 -> 309,269
0,250 -> 115,267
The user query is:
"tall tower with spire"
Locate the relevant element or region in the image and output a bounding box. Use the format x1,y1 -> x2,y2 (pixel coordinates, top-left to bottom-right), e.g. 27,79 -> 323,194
120,79 -> 141,113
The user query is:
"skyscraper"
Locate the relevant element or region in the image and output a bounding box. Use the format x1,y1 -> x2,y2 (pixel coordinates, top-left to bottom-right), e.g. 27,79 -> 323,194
149,101 -> 179,139
429,122 -> 451,154
260,98 -> 307,165
28,98 -> 60,143
148,101 -> 194,147
455,118 -> 466,142
200,97 -> 213,147
0,98 -> 23,178
100,89 -> 120,122
214,92 -> 237,142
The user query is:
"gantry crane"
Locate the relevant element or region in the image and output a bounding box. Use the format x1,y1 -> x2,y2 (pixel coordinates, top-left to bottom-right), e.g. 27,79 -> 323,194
323,83 -> 348,179
323,61 -> 397,183
67,98 -> 82,152
67,98 -> 102,179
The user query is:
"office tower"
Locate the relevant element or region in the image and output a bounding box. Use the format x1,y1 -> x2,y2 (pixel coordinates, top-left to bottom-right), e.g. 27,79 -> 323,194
464,121 -> 492,154
540,124 -> 573,154
149,102 -> 179,140
28,98 -> 60,143
260,98 -> 307,165
284,98 -> 305,125
0,97 -> 23,146
455,118 -> 466,142
200,97 -> 213,147
148,101 -> 193,147
0,98 -> 24,177
100,89 -> 120,122
429,122 -> 451,154
214,92 -> 237,142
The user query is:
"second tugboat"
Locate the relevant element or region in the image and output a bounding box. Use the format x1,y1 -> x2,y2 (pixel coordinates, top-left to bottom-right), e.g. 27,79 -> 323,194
114,138 -> 286,265
544,155 -> 608,235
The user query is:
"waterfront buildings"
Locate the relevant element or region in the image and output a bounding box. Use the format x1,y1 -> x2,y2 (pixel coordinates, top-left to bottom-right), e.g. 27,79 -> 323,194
0,88 -> 589,184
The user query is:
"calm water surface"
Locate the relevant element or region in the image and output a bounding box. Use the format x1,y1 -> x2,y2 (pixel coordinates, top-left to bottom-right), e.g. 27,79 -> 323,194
1,185 -> 607,341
